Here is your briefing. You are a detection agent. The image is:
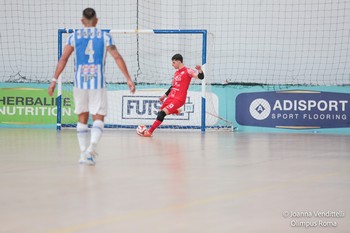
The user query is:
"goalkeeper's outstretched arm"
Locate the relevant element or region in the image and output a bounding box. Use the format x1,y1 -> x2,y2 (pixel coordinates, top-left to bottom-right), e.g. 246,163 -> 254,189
194,65 -> 204,80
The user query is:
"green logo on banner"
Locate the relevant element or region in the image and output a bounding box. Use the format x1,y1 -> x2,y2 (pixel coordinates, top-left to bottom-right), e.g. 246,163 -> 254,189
0,87 -> 75,125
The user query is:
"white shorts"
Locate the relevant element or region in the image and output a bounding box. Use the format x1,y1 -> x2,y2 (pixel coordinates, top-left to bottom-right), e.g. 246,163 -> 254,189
73,88 -> 108,115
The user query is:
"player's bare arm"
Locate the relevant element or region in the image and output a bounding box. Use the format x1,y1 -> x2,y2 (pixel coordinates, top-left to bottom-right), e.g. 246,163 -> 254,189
108,45 -> 136,93
48,45 -> 74,96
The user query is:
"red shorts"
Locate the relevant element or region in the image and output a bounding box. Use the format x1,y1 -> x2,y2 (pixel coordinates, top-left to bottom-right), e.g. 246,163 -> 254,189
161,97 -> 185,114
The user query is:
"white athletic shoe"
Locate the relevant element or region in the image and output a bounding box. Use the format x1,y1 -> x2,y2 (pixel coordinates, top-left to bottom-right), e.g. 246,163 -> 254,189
84,151 -> 96,166
79,152 -> 86,164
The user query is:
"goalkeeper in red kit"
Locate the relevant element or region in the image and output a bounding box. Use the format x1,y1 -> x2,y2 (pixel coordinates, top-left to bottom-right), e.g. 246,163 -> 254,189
139,53 -> 204,137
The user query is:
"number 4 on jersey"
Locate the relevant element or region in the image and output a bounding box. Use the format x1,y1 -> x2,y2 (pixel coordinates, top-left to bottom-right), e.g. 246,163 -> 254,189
85,40 -> 95,63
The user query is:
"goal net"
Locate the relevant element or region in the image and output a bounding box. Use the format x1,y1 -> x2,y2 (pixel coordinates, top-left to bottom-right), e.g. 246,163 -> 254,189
2,1 -> 350,129
57,29 -> 233,131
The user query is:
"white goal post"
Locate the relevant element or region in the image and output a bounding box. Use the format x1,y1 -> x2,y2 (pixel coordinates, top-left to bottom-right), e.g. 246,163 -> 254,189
56,29 -> 212,132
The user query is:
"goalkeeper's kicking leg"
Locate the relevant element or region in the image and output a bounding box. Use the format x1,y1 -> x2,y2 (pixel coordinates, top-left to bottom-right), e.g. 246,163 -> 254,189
142,110 -> 167,137
142,98 -> 184,137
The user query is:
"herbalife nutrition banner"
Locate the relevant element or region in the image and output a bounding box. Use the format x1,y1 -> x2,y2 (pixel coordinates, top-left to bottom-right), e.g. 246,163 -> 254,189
0,86 -> 74,126
236,90 -> 350,129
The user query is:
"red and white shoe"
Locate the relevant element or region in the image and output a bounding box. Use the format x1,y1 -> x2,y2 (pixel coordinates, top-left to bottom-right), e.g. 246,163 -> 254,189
143,130 -> 153,137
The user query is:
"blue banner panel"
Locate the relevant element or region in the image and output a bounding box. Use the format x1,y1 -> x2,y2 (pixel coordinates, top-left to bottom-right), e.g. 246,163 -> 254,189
236,90 -> 350,129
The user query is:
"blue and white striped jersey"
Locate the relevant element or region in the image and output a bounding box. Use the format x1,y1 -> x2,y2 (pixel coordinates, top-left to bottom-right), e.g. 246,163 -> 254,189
67,28 -> 114,89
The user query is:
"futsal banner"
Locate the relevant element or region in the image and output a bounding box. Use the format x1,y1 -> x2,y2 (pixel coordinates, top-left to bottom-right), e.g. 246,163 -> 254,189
236,90 -> 350,129
105,89 -> 219,126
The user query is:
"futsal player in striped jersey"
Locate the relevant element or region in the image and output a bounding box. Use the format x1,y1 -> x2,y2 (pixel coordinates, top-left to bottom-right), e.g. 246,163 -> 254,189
48,8 -> 135,165
139,53 -> 204,137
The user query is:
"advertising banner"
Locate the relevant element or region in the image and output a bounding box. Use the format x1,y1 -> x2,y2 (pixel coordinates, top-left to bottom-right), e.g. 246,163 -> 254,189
0,87 -> 74,126
105,89 -> 219,127
236,90 -> 350,129
0,85 -> 220,128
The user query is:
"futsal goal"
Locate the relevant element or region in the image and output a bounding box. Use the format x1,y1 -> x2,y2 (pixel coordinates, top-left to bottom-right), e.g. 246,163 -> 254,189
56,29 -> 233,132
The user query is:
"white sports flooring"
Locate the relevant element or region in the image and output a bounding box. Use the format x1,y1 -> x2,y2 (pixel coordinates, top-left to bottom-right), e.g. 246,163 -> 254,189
0,128 -> 349,233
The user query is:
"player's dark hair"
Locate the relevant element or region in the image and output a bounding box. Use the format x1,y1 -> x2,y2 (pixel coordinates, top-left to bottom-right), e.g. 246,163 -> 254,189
172,54 -> 183,63
83,8 -> 96,20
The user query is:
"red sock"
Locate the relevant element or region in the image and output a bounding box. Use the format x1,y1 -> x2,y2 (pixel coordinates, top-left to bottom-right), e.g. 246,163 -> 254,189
149,120 -> 162,133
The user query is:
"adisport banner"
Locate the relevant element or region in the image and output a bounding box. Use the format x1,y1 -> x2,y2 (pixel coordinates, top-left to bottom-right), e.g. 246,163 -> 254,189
236,90 -> 350,129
